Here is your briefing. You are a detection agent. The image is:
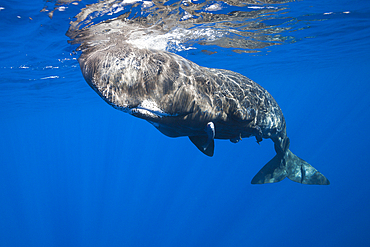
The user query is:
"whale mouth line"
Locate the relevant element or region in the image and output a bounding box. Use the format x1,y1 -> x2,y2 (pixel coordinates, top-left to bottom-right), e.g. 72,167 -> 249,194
129,106 -> 176,118
128,99 -> 177,119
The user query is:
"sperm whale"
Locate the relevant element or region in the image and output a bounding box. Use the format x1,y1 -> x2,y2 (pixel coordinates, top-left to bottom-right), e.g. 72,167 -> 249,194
71,17 -> 329,185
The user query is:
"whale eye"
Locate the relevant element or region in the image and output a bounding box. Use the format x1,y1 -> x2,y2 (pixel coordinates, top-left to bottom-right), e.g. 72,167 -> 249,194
247,108 -> 256,119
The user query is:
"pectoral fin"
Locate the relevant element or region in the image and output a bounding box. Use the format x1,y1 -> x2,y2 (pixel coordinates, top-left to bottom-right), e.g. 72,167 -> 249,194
189,122 -> 215,157
189,136 -> 215,156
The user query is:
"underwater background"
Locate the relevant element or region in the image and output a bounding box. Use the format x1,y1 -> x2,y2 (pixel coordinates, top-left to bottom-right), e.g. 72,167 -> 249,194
1,0 -> 370,246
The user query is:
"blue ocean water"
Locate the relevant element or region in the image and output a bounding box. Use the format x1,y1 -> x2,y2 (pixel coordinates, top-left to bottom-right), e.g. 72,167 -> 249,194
1,0 -> 370,246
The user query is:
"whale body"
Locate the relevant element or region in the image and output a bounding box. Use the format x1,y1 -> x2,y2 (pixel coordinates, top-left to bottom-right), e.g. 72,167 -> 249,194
76,22 -> 329,185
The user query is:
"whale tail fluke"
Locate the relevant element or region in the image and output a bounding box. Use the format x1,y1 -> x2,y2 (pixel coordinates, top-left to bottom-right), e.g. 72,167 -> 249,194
251,149 -> 330,185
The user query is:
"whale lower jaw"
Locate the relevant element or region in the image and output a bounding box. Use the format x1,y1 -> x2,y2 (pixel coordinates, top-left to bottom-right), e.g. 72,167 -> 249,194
129,107 -> 171,119
122,99 -> 177,119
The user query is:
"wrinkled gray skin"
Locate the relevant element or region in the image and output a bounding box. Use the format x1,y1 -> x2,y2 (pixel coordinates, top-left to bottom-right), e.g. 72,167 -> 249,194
79,37 -> 329,185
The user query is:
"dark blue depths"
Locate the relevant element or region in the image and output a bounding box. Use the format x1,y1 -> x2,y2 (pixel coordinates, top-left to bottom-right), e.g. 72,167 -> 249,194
1,0 -> 370,246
